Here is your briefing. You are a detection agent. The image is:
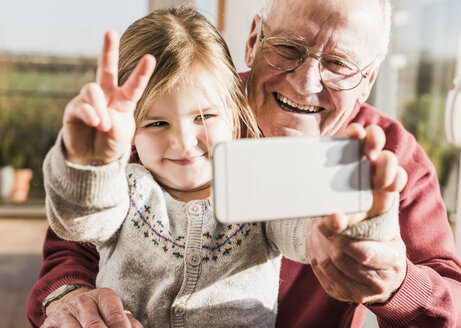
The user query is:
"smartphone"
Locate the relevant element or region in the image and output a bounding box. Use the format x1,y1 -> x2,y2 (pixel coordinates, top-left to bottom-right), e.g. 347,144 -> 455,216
212,136 -> 372,223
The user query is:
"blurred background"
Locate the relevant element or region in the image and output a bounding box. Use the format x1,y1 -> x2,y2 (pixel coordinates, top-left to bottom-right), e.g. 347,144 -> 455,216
0,0 -> 460,327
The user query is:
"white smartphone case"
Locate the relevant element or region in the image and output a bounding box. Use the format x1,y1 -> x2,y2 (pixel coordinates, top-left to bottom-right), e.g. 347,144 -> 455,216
212,136 -> 372,223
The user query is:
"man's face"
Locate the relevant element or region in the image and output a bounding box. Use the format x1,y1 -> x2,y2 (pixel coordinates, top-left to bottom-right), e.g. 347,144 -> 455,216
245,0 -> 384,137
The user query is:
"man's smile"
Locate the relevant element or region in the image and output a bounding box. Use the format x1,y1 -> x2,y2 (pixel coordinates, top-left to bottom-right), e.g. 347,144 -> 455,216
274,92 -> 325,114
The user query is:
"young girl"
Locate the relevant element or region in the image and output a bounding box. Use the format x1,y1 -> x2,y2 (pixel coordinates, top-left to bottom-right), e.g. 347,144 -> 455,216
43,7 -> 394,327
44,7 -> 311,327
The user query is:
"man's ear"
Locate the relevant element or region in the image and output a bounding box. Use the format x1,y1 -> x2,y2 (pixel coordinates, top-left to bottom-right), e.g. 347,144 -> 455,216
245,15 -> 262,68
357,67 -> 379,104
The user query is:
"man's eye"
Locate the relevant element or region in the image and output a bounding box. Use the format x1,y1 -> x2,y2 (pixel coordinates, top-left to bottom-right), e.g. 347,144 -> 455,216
322,57 -> 355,75
323,57 -> 347,67
331,59 -> 345,67
277,44 -> 298,51
273,44 -> 303,59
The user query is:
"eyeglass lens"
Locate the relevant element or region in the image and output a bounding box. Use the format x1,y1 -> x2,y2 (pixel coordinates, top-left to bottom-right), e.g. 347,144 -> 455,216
262,38 -> 363,90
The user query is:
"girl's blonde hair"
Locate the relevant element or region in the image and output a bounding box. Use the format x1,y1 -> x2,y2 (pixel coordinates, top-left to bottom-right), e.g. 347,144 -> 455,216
118,6 -> 260,139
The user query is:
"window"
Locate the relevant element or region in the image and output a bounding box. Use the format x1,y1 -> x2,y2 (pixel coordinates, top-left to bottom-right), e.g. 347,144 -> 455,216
370,0 -> 461,238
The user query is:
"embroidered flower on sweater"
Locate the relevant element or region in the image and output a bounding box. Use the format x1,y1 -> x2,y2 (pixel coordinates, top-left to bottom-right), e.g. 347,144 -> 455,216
131,207 -> 257,261
127,174 -> 259,263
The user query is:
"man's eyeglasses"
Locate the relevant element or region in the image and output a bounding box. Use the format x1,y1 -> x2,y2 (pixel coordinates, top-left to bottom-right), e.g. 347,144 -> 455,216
259,21 -> 373,91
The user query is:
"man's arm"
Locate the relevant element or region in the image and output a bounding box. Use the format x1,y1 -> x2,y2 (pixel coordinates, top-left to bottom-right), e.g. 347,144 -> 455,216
310,108 -> 461,326
366,121 -> 461,327
27,227 -> 98,327
27,229 -> 143,328
276,109 -> 461,327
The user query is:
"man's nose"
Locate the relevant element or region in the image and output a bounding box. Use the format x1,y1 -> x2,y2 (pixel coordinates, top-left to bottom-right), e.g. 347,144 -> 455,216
285,57 -> 323,94
170,125 -> 198,151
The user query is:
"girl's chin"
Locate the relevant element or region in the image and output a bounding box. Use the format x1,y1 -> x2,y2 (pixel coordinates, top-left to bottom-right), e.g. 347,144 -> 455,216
161,179 -> 211,198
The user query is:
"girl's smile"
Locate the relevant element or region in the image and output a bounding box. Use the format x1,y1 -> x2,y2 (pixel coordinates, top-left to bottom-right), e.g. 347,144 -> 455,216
168,154 -> 207,166
134,71 -> 234,201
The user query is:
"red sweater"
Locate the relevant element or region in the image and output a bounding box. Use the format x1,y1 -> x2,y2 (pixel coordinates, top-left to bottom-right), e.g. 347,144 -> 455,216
276,103 -> 461,327
27,90 -> 461,328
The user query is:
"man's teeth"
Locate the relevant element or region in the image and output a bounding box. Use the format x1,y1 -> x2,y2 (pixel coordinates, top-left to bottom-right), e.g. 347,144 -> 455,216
276,93 -> 320,113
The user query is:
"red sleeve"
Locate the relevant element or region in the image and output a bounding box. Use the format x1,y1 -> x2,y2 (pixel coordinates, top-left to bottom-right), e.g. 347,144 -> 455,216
26,227 -> 99,328
354,106 -> 461,327
276,105 -> 461,327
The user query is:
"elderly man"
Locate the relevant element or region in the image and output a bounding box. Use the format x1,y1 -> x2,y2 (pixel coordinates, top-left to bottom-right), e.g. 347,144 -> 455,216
28,0 -> 461,327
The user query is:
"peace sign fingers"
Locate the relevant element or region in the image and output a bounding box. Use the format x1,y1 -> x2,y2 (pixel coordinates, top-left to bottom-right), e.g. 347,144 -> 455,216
96,30 -> 156,112
115,54 -> 156,111
96,31 -> 119,94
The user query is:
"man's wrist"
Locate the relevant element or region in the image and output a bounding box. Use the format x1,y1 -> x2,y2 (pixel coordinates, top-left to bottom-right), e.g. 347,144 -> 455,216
44,284 -> 92,317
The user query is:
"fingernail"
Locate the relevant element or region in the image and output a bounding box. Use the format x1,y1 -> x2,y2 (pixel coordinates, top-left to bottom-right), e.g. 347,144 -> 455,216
369,150 -> 378,161
99,120 -> 110,132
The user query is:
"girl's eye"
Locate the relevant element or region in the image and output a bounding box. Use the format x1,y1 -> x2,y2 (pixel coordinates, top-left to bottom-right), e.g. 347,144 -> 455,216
195,114 -> 214,121
145,121 -> 168,128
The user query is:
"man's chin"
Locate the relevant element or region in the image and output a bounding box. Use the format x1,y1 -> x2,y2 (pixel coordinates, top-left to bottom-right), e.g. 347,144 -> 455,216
262,125 -> 320,137
262,110 -> 322,137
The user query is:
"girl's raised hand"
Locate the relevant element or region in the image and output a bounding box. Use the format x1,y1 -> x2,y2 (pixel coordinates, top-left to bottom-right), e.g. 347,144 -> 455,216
62,31 -> 156,165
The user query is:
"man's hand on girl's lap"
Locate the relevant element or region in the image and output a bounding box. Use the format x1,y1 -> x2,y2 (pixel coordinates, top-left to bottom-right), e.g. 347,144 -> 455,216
42,287 -> 143,328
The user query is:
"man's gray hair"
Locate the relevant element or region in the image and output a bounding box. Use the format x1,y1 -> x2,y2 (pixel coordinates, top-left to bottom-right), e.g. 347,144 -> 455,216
376,0 -> 392,65
260,0 -> 392,65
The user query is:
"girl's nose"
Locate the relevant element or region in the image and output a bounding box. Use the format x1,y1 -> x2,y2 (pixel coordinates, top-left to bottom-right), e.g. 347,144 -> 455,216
170,126 -> 198,151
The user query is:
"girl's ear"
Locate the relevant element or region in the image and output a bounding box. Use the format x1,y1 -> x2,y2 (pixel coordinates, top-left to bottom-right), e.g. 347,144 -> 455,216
245,15 -> 262,68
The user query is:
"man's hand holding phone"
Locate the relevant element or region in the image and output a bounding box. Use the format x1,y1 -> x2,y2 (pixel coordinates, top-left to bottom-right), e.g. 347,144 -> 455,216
327,123 -> 407,233
307,123 -> 408,305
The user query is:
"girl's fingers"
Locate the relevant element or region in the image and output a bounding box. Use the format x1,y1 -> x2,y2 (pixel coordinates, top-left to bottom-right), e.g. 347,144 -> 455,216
325,213 -> 352,233
96,31 -> 119,94
79,103 -> 102,127
80,82 -> 111,131
63,96 -> 98,127
117,54 -> 156,109
324,212 -> 369,233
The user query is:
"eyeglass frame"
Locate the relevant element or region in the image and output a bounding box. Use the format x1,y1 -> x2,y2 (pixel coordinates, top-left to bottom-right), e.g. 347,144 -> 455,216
258,19 -> 375,91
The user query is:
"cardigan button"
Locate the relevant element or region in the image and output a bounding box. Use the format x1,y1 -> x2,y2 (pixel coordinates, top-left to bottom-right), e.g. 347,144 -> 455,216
174,306 -> 185,316
188,204 -> 202,215
187,253 -> 201,266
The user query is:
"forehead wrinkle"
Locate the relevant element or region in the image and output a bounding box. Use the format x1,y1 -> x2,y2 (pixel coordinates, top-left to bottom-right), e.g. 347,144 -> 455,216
266,0 -> 377,65
263,23 -> 308,43
317,10 -> 371,65
325,34 -> 362,64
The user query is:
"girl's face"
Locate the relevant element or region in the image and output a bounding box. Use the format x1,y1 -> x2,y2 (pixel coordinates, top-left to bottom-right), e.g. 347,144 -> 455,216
134,75 -> 233,202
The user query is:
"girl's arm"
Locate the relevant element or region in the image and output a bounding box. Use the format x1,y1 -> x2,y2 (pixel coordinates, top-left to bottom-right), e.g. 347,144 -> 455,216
43,31 -> 155,243
265,197 -> 399,264
43,132 -> 131,243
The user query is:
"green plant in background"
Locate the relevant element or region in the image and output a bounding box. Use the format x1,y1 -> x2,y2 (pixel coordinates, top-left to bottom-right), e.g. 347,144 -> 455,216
401,93 -> 460,192
0,59 -> 96,200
